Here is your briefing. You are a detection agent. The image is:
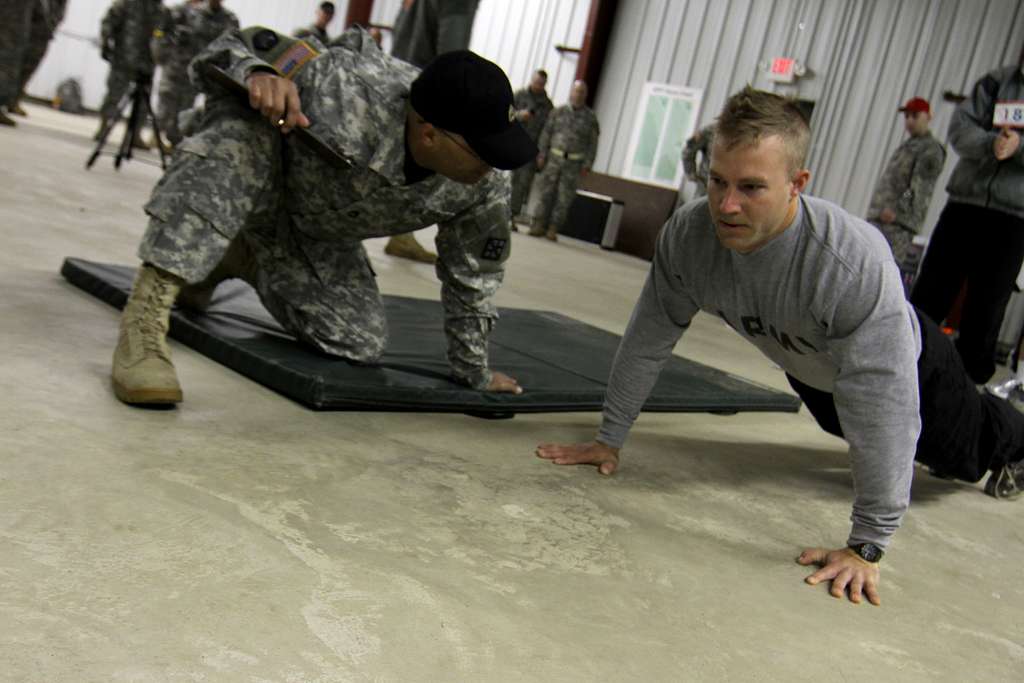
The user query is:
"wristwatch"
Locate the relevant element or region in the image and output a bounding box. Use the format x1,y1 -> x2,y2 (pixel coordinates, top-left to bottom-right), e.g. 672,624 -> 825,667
848,543 -> 884,563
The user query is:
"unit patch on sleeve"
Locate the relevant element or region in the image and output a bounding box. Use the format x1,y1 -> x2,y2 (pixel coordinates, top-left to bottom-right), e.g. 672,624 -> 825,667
481,237 -> 508,261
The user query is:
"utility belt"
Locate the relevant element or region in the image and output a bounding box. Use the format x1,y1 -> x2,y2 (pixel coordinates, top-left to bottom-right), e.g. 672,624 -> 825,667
549,147 -> 585,161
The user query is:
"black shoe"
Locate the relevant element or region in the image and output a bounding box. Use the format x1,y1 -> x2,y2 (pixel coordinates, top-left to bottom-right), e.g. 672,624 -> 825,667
984,460 -> 1024,499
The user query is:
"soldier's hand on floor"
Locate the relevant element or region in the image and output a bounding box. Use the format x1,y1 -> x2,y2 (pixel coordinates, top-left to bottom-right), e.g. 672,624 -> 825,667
487,371 -> 523,394
994,127 -> 1020,161
879,207 -> 896,223
797,547 -> 881,605
246,72 -> 310,134
535,440 -> 619,475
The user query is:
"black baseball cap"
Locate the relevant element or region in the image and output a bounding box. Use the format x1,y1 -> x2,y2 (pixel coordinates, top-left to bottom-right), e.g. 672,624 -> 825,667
410,50 -> 537,170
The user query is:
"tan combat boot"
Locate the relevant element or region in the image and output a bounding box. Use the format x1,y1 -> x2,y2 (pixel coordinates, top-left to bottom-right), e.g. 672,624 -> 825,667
177,236 -> 256,311
10,99 -> 27,116
111,265 -> 183,405
528,219 -> 545,237
0,108 -> 16,127
384,233 -> 438,264
545,225 -> 559,242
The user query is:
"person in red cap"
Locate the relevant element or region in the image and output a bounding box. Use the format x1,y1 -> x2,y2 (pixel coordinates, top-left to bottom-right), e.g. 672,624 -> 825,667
109,25 -> 536,406
866,97 -> 946,277
911,61 -> 1024,385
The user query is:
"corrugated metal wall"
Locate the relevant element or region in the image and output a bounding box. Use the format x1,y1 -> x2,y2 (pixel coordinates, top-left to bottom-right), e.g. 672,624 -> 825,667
26,0 -> 1024,231
27,0 -> 351,111
595,0 -> 1024,233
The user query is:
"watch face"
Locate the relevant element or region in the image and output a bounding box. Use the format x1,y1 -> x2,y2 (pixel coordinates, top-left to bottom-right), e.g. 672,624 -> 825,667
859,544 -> 882,562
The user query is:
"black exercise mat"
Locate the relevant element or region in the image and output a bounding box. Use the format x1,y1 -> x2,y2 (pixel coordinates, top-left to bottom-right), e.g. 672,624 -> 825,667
61,257 -> 801,415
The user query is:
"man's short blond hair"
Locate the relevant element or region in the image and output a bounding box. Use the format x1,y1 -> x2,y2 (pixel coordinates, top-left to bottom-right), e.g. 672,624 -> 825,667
714,86 -> 810,174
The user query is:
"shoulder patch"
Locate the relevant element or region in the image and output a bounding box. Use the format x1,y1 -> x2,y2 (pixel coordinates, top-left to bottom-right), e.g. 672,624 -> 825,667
481,237 -> 508,261
241,26 -> 319,80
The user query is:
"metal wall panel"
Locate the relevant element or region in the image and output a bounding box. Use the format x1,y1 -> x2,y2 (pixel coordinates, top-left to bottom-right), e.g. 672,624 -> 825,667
26,0 -> 350,110
595,0 -> 1024,232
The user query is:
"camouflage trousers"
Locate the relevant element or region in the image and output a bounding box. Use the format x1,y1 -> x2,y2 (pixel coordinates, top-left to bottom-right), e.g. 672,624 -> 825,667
509,162 -> 537,218
17,0 -> 59,95
156,74 -> 197,144
0,0 -> 35,106
870,220 -> 914,266
99,63 -> 135,120
527,155 -> 584,230
137,100 -> 388,363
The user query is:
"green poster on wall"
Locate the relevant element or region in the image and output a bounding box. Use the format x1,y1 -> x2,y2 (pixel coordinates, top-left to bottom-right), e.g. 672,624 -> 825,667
624,83 -> 703,189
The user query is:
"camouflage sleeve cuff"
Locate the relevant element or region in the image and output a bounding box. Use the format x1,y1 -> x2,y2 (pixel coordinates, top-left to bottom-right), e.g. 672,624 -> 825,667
452,365 -> 492,391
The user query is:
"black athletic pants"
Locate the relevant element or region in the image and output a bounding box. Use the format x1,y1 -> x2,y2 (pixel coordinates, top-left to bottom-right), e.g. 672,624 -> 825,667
787,308 -> 1024,483
910,202 -> 1024,384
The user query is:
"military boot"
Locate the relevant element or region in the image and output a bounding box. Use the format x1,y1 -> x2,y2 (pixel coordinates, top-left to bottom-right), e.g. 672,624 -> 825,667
10,99 -> 27,116
177,236 -> 257,311
528,219 -> 545,237
111,265 -> 183,405
545,225 -> 559,241
0,109 -> 16,127
384,233 -> 438,264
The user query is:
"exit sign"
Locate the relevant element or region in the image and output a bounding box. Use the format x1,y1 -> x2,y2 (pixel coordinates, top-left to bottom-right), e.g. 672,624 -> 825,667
767,57 -> 796,83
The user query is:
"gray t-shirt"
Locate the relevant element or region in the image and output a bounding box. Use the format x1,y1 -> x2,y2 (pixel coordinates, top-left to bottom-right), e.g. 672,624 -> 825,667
598,195 -> 923,549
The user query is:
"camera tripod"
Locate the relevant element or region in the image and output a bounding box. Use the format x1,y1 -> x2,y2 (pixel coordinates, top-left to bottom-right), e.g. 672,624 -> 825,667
86,74 -> 167,171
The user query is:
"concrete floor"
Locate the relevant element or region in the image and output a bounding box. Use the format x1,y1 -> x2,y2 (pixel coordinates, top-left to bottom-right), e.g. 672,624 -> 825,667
1,104 -> 1021,682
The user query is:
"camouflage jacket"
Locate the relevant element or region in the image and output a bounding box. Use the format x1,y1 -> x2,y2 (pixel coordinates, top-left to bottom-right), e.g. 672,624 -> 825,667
513,87 -> 553,142
100,0 -> 167,72
682,124 -> 714,188
190,27 -> 512,389
154,2 -> 239,73
867,131 -> 946,233
538,104 -> 600,168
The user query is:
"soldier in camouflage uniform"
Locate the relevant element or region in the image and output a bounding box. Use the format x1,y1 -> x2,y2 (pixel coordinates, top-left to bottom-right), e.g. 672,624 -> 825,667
509,69 -> 553,226
97,0 -> 167,144
527,80 -> 600,241
7,0 -> 68,119
385,0 -> 481,263
293,2 -> 334,45
154,0 -> 238,145
111,26 -> 536,406
0,0 -> 36,126
680,123 -> 714,199
867,97 -> 946,266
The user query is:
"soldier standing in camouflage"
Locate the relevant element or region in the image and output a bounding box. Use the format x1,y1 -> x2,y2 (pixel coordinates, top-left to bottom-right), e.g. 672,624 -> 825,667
293,2 -> 334,45
680,124 -> 714,199
7,0 -> 68,121
385,0 -> 480,264
528,80 -> 600,241
154,0 -> 239,146
0,1 -> 36,126
96,0 -> 167,147
509,69 -> 553,228
866,97 -> 946,267
110,26 -> 535,405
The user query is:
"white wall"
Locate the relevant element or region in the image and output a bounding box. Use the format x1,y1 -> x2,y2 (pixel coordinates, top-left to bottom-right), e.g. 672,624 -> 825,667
27,0 -> 1024,233
595,0 -> 1024,233
27,0 -> 351,111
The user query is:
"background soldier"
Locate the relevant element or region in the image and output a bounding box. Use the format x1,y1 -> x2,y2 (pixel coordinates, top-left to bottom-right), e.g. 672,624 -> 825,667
385,0 -> 481,264
527,80 -> 600,241
0,1 -> 37,126
510,68 -> 553,227
153,0 -> 238,146
867,97 -> 946,268
680,123 -> 714,200
97,0 -> 167,147
8,0 -> 68,120
293,1 -> 334,44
